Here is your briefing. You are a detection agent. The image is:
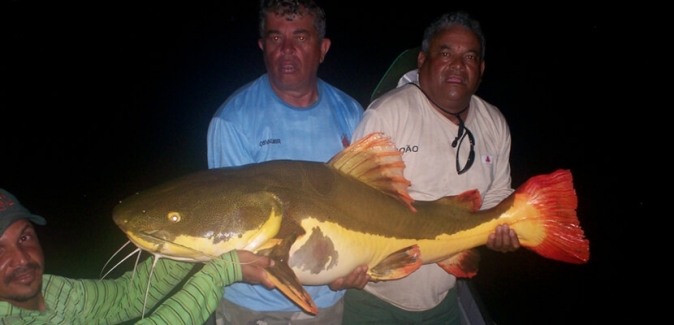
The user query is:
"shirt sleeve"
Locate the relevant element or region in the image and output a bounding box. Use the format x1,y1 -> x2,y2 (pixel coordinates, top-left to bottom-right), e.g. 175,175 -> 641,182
352,109 -> 390,143
136,251 -> 242,325
207,117 -> 255,168
479,114 -> 514,210
51,252 -> 242,325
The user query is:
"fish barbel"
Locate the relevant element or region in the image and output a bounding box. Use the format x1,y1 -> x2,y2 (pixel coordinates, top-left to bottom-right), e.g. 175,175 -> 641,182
113,132 -> 590,314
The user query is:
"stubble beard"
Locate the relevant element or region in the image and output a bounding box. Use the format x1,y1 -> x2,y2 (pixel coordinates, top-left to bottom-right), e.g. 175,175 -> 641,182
4,264 -> 43,302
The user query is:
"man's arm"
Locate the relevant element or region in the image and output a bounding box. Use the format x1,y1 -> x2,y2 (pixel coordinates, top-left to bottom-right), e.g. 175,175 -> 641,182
136,251 -> 273,325
482,114 -> 520,253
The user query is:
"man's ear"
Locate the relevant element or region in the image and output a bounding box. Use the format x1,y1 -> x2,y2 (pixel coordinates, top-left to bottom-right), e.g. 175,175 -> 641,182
417,51 -> 425,69
319,38 -> 331,63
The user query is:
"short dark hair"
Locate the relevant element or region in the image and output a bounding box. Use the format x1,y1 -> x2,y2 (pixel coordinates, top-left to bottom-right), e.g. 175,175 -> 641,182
259,0 -> 327,41
421,11 -> 486,60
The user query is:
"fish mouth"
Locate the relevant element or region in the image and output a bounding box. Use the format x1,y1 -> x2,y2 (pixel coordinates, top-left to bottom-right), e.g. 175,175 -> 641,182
123,229 -> 215,262
138,229 -> 172,242
113,215 -> 178,255
124,229 -> 170,250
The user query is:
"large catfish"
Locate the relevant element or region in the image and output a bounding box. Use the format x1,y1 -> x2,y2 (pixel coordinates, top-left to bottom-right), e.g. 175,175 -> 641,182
113,132 -> 590,314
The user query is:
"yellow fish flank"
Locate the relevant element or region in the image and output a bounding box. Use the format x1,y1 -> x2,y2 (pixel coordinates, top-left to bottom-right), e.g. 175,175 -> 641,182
113,132 -> 590,315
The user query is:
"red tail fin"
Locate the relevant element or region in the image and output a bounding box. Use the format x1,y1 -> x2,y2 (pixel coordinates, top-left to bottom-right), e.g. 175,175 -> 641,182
514,169 -> 590,264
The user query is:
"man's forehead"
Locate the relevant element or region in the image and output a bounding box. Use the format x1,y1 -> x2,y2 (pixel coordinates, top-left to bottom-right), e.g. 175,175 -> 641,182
432,28 -> 481,51
437,43 -> 480,53
0,219 -> 32,240
267,14 -> 312,23
264,14 -> 315,34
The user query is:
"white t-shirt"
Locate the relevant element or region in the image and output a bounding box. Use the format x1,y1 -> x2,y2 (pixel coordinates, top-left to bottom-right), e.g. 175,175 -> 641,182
351,72 -> 513,310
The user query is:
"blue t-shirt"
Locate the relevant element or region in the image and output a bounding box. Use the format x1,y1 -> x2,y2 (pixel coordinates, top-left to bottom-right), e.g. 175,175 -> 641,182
207,73 -> 363,311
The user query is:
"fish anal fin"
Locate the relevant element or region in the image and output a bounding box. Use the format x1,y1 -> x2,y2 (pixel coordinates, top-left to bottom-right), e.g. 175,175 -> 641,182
437,248 -> 480,278
369,245 -> 421,281
327,132 -> 416,212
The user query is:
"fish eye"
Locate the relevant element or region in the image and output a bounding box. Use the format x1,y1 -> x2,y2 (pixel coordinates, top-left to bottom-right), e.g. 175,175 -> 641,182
167,212 -> 181,223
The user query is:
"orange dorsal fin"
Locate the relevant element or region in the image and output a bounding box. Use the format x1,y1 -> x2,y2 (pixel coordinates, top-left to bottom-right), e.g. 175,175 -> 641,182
328,132 -> 415,212
436,249 -> 480,278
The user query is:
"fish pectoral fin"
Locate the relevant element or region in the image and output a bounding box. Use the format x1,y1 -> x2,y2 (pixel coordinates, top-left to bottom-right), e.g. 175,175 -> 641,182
265,260 -> 318,315
260,233 -> 317,314
369,245 -> 422,281
436,249 -> 480,278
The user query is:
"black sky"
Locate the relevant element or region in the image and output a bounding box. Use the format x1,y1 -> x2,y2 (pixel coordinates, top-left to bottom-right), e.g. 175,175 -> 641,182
2,1 -> 637,324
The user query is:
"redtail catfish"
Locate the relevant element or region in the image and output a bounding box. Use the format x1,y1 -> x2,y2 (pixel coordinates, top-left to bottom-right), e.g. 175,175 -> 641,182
113,132 -> 590,314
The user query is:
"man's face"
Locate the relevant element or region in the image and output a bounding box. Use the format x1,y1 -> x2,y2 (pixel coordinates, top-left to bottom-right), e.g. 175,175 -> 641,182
0,219 -> 44,308
258,10 -> 330,94
418,25 -> 485,110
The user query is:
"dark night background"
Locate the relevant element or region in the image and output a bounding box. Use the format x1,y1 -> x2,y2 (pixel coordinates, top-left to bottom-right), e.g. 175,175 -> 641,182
2,1 -> 639,324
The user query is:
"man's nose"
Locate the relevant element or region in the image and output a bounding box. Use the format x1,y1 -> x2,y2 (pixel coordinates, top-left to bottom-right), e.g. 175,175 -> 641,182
449,57 -> 466,70
8,246 -> 31,266
280,38 -> 295,54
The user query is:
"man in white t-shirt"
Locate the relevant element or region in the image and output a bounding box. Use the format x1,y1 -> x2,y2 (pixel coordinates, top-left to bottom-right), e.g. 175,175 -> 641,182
343,11 -> 520,324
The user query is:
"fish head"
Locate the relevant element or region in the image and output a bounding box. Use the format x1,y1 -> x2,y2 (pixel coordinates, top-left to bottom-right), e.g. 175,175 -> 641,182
113,171 -> 284,262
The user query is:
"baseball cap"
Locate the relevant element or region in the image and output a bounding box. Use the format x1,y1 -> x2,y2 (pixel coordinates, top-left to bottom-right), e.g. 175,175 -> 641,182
0,188 -> 47,236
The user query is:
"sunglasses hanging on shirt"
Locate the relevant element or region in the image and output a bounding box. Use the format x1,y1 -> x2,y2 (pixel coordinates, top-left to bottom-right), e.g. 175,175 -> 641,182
408,83 -> 475,174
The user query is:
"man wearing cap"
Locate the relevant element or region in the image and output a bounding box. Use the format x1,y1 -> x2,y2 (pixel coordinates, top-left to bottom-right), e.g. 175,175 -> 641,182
0,188 -> 274,324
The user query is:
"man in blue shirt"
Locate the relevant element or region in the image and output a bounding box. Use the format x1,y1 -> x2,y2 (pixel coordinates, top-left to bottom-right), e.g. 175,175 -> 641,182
207,1 -> 368,324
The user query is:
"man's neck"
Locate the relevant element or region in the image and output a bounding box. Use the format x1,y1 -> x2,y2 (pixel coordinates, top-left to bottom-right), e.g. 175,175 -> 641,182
411,83 -> 470,125
3,294 -> 45,312
275,88 -> 319,107
270,81 -> 320,108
